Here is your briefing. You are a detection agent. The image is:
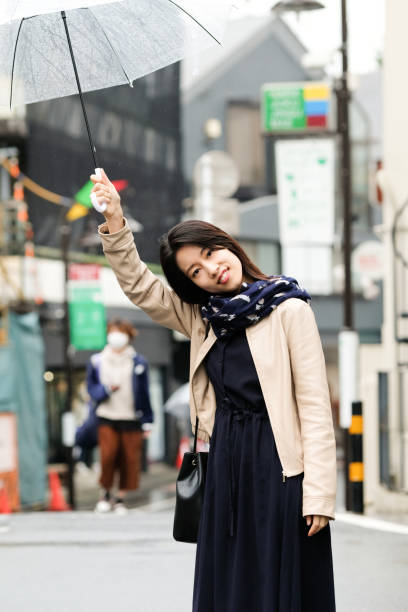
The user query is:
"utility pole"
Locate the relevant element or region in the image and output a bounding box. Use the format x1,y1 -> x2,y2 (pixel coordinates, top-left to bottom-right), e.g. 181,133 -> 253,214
60,220 -> 76,509
272,0 -> 358,511
338,0 -> 353,331
337,0 -> 360,512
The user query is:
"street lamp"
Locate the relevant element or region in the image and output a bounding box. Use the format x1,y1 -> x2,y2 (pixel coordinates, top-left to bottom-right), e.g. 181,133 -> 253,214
273,0 -> 325,12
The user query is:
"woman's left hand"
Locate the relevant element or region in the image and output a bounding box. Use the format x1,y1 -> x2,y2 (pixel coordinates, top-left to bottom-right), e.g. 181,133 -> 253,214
305,515 -> 329,536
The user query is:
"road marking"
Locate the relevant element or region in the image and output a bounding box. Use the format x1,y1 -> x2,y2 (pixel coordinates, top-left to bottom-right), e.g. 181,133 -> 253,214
336,512 -> 408,535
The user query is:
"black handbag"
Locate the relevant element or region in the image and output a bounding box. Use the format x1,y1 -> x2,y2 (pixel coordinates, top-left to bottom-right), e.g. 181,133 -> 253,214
173,416 -> 208,543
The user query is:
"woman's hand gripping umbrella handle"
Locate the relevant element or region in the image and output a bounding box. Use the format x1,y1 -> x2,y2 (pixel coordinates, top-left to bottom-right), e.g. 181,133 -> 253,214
90,168 -> 124,233
90,168 -> 107,213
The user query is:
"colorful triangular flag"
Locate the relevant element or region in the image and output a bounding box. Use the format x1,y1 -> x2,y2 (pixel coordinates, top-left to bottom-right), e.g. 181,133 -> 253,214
66,179 -> 129,222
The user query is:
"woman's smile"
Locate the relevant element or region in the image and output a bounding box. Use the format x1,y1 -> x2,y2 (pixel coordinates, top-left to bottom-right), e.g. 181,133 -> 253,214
218,268 -> 229,285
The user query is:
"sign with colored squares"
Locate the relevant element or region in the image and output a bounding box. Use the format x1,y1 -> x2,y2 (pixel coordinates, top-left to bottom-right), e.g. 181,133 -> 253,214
261,82 -> 331,133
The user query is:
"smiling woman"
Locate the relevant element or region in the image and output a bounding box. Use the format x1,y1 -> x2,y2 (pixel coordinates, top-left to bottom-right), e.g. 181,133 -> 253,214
92,169 -> 337,612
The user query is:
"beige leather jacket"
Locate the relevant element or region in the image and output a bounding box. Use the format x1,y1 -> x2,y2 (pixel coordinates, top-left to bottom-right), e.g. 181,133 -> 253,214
99,220 -> 337,519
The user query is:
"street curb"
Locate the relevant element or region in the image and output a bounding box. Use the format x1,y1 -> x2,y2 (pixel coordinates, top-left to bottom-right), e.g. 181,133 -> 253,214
335,512 -> 408,535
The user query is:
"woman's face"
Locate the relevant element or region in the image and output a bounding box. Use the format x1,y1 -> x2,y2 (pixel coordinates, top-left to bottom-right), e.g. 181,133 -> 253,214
175,244 -> 244,294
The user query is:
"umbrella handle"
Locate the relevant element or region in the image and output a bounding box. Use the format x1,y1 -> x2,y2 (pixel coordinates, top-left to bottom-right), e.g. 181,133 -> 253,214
90,168 -> 107,213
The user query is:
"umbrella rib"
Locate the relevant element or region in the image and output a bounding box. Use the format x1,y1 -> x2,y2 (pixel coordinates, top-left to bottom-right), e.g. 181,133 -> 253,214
9,18 -> 25,108
87,8 -> 133,86
167,0 -> 222,45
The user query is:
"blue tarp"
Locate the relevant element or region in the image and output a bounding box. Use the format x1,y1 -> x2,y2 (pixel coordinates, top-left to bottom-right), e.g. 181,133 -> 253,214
0,311 -> 47,506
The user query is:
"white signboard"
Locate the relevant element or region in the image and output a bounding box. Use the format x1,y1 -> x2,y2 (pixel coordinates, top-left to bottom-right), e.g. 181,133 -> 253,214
352,240 -> 384,283
275,138 -> 336,246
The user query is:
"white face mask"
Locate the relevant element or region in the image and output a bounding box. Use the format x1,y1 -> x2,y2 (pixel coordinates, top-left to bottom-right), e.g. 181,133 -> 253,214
107,331 -> 129,350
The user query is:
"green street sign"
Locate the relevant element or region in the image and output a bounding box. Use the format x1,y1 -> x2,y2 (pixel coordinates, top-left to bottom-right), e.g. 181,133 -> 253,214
68,265 -> 106,351
263,87 -> 306,131
69,300 -> 106,351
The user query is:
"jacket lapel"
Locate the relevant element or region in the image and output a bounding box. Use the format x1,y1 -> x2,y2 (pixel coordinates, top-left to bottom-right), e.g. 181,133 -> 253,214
191,326 -> 217,377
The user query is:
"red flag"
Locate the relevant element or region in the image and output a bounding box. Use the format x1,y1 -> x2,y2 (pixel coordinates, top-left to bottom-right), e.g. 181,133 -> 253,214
111,180 -> 129,192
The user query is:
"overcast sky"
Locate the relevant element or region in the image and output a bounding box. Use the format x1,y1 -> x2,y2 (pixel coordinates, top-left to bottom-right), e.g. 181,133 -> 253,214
232,0 -> 385,74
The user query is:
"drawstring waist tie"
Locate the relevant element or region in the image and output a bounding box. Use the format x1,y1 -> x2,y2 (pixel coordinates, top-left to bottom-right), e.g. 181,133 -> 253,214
220,396 -> 268,537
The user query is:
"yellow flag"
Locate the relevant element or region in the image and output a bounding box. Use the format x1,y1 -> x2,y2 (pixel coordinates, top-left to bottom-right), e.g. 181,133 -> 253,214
66,202 -> 89,222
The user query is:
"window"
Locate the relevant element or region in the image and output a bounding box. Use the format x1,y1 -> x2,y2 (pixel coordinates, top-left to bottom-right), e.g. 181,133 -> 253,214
227,102 -> 265,187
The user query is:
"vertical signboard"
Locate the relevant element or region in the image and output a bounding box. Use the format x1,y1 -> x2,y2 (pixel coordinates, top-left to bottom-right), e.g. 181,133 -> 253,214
276,138 -> 335,244
338,330 -> 359,429
275,138 -> 336,294
68,264 -> 106,351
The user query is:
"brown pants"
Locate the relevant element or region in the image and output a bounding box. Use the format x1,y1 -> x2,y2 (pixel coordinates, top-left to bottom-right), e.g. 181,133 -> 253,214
98,424 -> 143,491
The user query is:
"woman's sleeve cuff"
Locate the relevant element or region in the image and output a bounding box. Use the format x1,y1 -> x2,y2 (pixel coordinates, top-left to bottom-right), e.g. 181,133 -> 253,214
98,218 -> 135,252
302,496 -> 336,520
98,217 -> 126,235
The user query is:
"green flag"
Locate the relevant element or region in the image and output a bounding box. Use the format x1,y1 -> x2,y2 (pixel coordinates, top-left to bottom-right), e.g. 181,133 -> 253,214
74,180 -> 93,208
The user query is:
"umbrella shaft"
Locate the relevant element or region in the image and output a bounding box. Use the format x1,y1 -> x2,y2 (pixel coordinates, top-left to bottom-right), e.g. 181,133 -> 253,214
61,11 -> 99,169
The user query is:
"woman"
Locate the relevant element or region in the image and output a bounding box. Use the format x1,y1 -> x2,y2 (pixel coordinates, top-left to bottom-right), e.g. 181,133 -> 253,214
91,170 -> 336,610
86,318 -> 153,515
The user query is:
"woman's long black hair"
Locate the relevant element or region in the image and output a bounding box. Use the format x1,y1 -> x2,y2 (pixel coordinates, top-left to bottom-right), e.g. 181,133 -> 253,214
159,219 -> 269,305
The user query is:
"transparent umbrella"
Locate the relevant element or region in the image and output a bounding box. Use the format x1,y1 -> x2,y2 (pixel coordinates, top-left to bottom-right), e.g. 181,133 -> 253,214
164,383 -> 190,420
0,0 -> 231,208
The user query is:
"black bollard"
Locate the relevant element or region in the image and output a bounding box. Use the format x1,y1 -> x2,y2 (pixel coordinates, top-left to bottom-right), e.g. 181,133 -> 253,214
348,401 -> 364,513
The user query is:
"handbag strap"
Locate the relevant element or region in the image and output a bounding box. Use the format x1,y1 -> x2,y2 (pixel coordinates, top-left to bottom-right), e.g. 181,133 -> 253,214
193,416 -> 199,454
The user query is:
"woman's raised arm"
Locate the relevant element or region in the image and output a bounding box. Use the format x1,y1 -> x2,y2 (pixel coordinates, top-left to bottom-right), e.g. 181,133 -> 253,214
91,170 -> 195,337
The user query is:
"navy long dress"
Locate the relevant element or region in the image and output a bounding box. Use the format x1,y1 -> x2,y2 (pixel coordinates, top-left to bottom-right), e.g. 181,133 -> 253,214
193,330 -> 336,612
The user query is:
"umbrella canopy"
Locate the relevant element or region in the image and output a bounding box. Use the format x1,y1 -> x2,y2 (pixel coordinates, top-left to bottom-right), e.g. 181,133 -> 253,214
0,0 -> 231,107
0,1 -> 118,22
164,383 -> 189,420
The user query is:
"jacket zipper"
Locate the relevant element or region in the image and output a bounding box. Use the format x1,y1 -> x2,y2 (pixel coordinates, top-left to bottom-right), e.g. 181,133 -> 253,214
282,471 -> 287,483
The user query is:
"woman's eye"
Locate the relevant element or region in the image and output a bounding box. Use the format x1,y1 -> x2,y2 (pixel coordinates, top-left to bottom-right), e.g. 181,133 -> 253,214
206,249 -> 213,257
192,268 -> 200,278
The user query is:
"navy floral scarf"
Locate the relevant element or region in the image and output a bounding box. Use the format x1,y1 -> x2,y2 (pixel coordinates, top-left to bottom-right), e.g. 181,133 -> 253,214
201,275 -> 311,339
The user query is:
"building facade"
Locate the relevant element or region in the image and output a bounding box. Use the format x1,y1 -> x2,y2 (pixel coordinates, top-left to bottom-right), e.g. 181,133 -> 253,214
359,0 -> 408,515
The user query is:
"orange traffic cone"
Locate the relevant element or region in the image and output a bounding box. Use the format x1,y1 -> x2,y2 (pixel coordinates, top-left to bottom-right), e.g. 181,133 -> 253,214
0,486 -> 11,514
48,471 -> 70,511
175,436 -> 191,469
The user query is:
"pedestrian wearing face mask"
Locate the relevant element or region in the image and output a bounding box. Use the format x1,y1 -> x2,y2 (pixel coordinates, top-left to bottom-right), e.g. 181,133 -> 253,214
86,318 -> 153,514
